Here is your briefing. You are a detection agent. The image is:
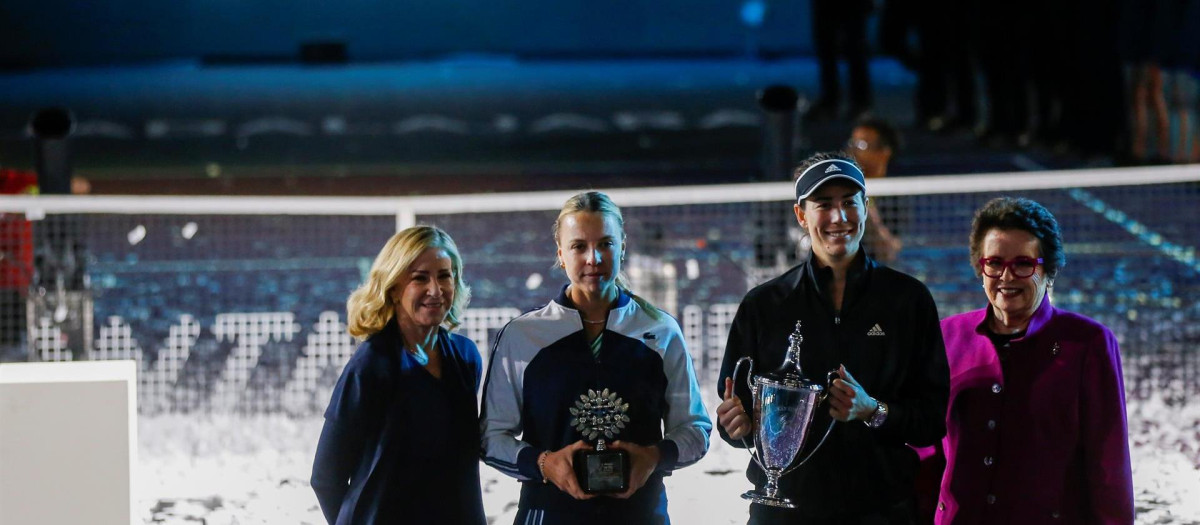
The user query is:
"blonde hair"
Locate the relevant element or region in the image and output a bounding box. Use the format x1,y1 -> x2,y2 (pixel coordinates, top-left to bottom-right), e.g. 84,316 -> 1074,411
346,225 -> 471,340
553,191 -> 661,319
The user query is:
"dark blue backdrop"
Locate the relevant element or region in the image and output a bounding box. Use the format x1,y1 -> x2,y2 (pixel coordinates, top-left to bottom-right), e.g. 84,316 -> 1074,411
2,0 -> 820,67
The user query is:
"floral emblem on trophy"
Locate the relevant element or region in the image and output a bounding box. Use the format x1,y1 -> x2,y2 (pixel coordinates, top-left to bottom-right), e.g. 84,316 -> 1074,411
569,388 -> 632,493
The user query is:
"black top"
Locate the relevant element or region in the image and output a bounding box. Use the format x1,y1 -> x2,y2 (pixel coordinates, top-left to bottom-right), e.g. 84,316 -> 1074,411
717,252 -> 949,520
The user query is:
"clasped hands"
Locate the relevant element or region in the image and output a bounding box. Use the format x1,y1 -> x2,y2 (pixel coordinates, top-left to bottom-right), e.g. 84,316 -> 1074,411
538,440 -> 660,500
716,364 -> 880,440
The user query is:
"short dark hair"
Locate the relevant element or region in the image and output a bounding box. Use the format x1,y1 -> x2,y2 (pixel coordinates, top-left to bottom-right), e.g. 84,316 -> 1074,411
969,197 -> 1065,279
854,117 -> 901,155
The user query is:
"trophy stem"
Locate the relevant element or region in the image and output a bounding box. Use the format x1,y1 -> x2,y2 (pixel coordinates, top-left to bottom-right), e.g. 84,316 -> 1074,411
596,439 -> 606,451
741,467 -> 795,508
764,470 -> 780,499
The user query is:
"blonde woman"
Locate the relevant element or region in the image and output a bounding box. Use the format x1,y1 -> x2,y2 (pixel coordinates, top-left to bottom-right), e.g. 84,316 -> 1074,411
312,226 -> 485,525
481,191 -> 711,525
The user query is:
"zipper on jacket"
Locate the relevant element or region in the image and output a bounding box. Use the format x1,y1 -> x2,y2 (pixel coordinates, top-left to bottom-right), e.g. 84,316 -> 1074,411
834,315 -> 841,325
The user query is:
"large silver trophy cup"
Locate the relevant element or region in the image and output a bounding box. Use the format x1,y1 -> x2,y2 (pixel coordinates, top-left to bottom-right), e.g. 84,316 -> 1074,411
732,321 -> 837,508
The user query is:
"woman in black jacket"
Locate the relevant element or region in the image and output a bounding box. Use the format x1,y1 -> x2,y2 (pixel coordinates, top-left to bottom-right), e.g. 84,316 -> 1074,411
311,225 -> 485,524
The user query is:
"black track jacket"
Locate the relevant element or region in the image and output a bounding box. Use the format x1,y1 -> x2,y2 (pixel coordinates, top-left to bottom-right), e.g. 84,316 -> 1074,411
718,252 -> 949,521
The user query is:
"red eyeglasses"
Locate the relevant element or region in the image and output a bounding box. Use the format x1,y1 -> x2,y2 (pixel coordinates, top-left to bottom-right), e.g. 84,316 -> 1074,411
978,256 -> 1043,278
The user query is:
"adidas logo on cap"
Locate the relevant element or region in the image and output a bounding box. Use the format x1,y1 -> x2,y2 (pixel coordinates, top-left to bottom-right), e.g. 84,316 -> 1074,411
825,163 -> 842,174
867,323 -> 886,337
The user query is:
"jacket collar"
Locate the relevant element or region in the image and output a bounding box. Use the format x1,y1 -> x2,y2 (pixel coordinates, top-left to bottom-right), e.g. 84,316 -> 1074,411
796,249 -> 874,309
805,249 -> 870,288
380,315 -> 464,367
974,291 -> 1056,340
554,283 -> 631,311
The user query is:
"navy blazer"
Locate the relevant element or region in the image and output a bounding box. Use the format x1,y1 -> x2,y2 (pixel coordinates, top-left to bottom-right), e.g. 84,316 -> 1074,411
312,317 -> 485,524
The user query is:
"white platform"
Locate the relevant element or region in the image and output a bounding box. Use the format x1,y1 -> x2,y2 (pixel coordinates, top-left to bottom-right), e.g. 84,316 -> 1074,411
0,360 -> 138,525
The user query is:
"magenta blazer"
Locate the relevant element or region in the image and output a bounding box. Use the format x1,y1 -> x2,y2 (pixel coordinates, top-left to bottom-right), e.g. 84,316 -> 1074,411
934,295 -> 1134,524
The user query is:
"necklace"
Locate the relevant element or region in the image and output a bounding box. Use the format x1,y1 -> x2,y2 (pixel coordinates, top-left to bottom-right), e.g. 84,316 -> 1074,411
568,285 -> 614,326
410,346 -> 430,366
405,336 -> 437,366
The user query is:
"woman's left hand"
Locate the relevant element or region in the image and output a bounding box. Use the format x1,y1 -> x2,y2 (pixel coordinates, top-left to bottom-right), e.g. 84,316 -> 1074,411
607,440 -> 661,499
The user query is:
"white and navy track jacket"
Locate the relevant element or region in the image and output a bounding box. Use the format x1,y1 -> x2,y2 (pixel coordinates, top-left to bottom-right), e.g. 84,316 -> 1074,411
480,287 -> 711,516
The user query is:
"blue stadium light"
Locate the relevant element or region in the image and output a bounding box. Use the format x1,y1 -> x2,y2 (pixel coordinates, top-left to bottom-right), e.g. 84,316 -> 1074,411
740,0 -> 766,28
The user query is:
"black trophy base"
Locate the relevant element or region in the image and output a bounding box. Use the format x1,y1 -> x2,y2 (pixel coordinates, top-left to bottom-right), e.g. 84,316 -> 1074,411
572,448 -> 630,494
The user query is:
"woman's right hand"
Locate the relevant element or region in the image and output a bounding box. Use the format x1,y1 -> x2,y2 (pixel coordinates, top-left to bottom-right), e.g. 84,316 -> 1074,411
717,377 -> 753,440
540,441 -> 595,500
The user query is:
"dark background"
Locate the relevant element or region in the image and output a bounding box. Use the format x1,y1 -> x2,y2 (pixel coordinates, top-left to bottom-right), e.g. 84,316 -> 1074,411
0,0 -> 1120,194
1,0 -> 819,67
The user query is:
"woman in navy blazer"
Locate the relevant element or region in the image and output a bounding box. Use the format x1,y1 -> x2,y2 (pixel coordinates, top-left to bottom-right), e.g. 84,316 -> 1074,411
312,225 -> 485,524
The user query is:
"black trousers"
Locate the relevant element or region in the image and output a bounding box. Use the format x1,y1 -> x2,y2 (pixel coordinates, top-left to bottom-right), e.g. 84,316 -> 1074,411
810,0 -> 872,109
976,1 -> 1032,136
915,0 -> 977,123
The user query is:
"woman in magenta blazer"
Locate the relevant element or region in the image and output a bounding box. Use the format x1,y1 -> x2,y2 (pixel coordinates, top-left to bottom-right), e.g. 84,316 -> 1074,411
933,197 -> 1133,524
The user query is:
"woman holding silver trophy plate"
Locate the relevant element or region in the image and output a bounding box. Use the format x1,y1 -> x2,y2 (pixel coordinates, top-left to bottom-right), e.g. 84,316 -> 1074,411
481,191 -> 712,525
717,152 -> 949,525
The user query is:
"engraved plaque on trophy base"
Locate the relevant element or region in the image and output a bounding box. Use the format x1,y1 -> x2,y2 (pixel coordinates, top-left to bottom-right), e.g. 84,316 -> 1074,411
573,439 -> 630,494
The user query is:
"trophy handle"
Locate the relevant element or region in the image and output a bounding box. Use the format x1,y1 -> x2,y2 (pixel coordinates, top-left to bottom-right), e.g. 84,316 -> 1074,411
733,356 -> 755,396
731,357 -> 768,473
819,369 -> 838,404
780,368 -> 840,477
